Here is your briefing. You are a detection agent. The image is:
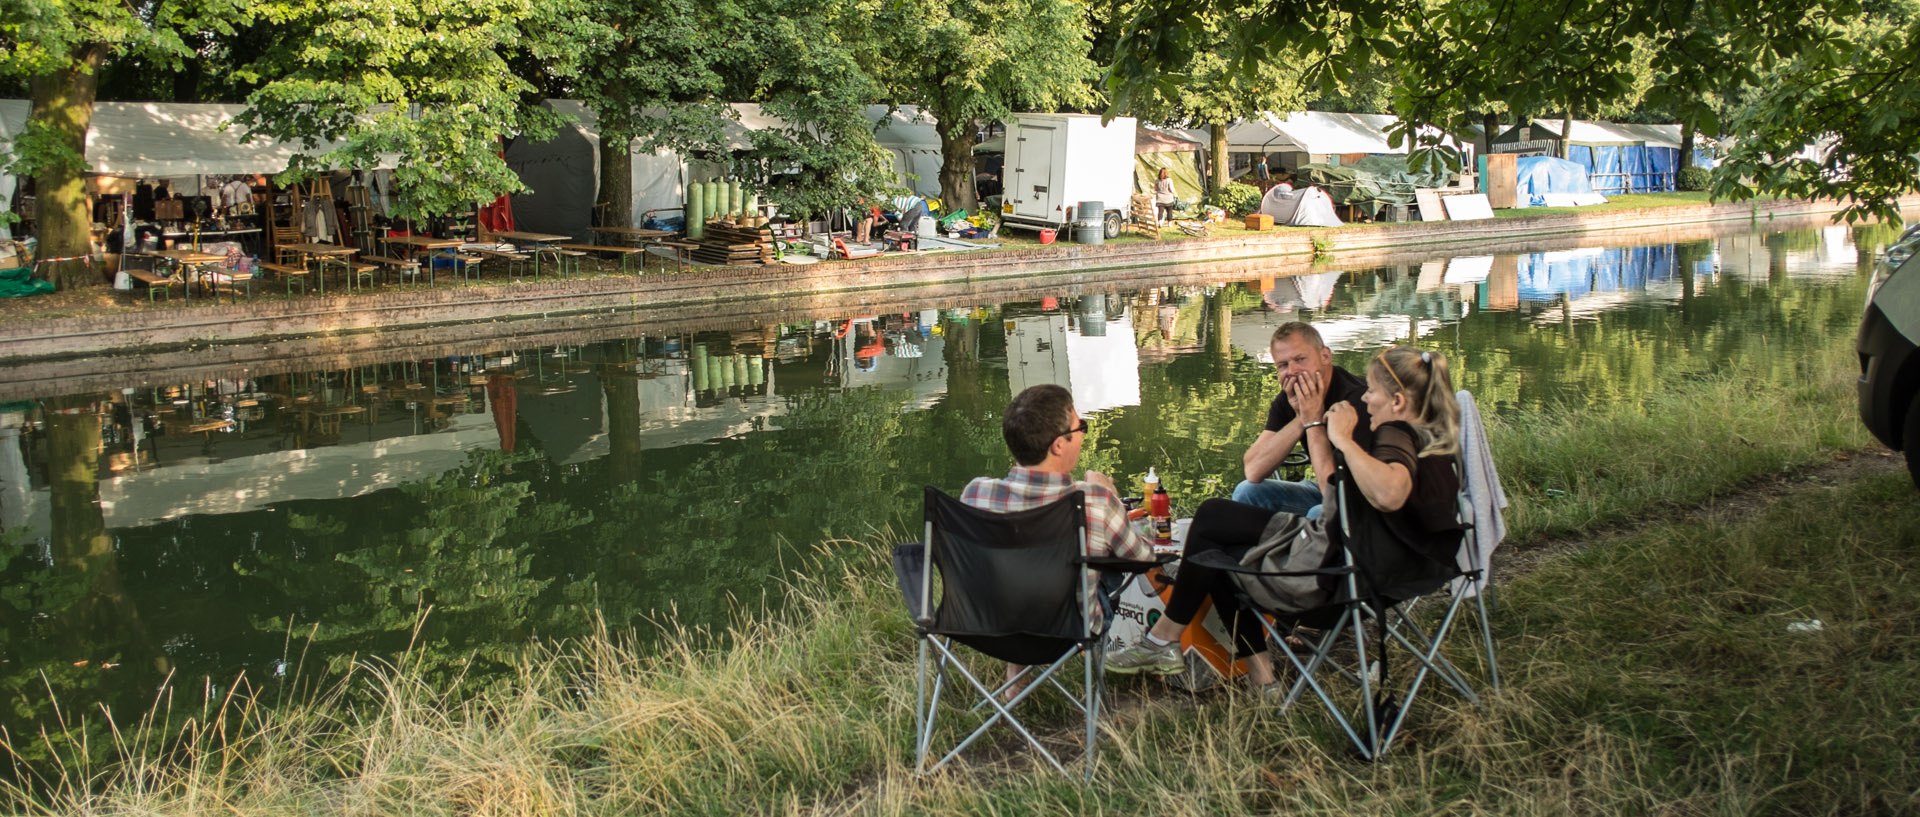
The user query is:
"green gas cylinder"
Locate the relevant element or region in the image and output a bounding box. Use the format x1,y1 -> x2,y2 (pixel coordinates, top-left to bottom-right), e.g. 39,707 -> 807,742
687,183 -> 705,240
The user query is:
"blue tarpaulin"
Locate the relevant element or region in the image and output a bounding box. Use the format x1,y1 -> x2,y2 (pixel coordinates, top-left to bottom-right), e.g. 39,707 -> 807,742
1566,145 -> 1709,194
1514,156 -> 1595,200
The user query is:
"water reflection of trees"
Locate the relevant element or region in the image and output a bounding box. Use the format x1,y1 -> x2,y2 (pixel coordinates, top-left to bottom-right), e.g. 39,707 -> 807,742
4,225 -> 1892,785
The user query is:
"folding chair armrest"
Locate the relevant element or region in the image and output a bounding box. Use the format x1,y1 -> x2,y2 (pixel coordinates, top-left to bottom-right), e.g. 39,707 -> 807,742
1079,553 -> 1176,573
1184,548 -> 1353,577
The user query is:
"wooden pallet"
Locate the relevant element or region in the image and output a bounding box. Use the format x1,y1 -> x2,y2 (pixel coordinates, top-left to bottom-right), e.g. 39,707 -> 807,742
694,220 -> 775,265
1130,194 -> 1161,239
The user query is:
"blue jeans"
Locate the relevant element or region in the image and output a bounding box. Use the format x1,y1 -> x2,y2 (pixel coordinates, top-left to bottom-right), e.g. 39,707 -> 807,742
1230,479 -> 1324,520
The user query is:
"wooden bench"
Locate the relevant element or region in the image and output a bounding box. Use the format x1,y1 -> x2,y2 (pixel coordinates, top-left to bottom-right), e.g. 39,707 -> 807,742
364,254 -> 427,284
657,241 -> 697,274
475,248 -> 530,279
258,262 -> 312,295
125,269 -> 181,304
558,243 -> 645,274
535,247 -> 588,278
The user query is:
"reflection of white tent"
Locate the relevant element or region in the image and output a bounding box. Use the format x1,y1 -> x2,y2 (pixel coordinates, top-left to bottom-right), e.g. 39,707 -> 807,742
1259,271 -> 1342,312
1007,312 -> 1141,413
89,411 -> 500,530
838,330 -> 949,408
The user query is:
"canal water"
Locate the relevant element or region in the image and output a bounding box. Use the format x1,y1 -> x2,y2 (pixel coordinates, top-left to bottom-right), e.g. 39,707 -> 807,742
0,220 -> 1890,772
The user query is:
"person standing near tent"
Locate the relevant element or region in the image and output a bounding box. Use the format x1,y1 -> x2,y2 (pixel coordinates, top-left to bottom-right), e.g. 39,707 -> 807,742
1155,168 -> 1176,224
1255,155 -> 1271,182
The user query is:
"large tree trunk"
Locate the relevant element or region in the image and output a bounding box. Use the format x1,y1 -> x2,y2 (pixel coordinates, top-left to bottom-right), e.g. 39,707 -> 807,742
30,44 -> 107,290
600,367 -> 644,487
1678,119 -> 1697,172
1209,121 -> 1229,195
1480,111 -> 1499,158
1558,110 -> 1574,159
936,119 -> 978,213
599,132 -> 634,230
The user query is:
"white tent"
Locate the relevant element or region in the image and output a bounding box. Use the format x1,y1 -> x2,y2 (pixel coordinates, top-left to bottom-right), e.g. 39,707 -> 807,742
1257,184 -> 1344,227
0,100 -> 23,238
508,101 -> 946,230
506,100 -> 688,237
1,99 -> 389,178
1199,111 -> 1472,177
865,105 -> 945,199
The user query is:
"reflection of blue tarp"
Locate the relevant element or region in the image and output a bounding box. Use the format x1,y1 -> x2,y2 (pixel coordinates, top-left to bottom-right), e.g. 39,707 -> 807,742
1515,156 -> 1595,199
1514,245 -> 1681,301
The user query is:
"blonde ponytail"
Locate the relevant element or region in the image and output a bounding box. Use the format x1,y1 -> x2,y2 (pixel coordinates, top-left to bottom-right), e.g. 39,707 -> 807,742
1369,347 -> 1461,458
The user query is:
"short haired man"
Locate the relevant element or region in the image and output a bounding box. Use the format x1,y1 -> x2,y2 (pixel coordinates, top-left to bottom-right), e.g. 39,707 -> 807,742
962,385 -> 1169,682
1231,322 -> 1372,518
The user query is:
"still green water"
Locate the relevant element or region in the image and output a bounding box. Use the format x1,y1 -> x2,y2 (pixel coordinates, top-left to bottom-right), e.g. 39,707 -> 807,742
0,222 -> 1890,774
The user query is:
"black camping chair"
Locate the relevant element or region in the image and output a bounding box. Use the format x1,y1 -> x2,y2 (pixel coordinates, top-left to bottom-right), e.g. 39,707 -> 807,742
1189,462 -> 1492,761
893,486 -> 1164,780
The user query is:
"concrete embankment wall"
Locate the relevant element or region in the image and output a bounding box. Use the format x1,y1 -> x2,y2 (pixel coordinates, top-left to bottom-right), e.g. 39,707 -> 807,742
0,197 -> 1900,376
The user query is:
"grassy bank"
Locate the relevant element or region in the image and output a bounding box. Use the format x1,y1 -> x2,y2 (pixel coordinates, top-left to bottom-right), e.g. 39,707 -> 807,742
4,344 -> 1910,815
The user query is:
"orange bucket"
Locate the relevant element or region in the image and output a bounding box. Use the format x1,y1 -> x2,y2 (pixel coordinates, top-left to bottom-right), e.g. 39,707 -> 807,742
1038,228 -> 1057,244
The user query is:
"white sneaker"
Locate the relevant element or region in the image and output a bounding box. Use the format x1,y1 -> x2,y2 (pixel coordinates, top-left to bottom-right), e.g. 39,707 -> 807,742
1106,639 -> 1184,675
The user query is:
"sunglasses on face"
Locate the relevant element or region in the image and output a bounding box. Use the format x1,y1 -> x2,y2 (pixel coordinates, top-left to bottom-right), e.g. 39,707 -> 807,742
1056,419 -> 1089,441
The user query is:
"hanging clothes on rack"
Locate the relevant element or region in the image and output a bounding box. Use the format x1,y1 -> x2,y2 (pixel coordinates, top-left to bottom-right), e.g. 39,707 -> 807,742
302,197 -> 340,242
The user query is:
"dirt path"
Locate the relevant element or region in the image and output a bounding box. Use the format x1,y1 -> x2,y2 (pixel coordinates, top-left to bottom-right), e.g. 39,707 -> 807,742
861,448 -> 1910,794
1498,448 -> 1907,578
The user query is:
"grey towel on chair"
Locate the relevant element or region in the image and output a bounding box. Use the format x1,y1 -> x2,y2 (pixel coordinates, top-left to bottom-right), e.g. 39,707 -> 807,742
1453,390 -> 1507,597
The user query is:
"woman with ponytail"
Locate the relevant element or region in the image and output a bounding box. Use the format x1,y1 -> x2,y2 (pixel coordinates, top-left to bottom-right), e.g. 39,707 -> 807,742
1322,346 -> 1466,593
1108,345 -> 1468,692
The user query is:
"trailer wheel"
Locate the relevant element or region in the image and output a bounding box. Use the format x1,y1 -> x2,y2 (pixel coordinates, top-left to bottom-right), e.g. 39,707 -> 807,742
1103,210 -> 1123,239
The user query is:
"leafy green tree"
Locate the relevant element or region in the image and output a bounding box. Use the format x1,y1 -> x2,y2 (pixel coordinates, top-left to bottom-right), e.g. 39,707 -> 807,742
0,0 -> 242,288
564,0 -> 727,231
1107,0 -> 1871,210
232,0 -> 594,220
1716,7 -> 1920,222
862,0 -> 1099,211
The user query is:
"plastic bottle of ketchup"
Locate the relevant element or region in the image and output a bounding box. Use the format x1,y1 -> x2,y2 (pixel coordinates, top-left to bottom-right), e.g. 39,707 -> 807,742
1147,468 -> 1172,542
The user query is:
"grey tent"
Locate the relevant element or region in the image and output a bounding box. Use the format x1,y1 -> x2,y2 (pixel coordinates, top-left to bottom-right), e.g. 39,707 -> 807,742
1258,184 -> 1344,227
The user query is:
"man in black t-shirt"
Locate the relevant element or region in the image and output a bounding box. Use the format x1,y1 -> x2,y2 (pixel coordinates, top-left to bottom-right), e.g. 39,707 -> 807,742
1231,322 -> 1371,518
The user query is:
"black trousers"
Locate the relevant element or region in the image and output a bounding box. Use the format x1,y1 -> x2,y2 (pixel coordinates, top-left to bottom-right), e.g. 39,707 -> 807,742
1164,498 -> 1280,657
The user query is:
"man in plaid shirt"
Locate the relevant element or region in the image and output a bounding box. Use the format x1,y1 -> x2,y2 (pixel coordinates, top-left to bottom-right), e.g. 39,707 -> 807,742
961,384 -> 1155,631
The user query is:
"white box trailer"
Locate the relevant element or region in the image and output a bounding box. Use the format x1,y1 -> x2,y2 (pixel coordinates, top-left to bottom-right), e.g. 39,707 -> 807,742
999,113 -> 1137,239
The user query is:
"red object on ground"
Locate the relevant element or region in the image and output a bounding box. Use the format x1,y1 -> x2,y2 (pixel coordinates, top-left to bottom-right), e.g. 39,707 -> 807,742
1038,228 -> 1056,244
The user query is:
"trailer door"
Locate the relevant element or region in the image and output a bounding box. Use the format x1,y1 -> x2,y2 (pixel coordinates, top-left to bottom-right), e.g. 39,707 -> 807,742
1009,125 -> 1059,221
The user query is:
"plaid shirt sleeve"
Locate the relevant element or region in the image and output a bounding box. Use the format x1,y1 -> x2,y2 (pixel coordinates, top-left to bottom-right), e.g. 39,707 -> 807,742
1080,482 -> 1154,562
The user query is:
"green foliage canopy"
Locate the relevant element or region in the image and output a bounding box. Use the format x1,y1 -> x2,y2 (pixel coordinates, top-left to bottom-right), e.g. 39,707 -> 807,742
231,0 -> 593,218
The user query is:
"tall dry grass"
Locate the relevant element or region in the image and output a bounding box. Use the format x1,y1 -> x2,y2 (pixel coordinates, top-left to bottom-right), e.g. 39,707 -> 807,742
4,343 -> 1911,815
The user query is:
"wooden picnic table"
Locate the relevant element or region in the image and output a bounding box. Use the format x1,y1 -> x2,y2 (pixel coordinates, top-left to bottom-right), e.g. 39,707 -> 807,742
377,234 -> 466,283
491,230 -> 570,243
150,249 -> 228,304
492,231 -> 575,276
282,243 -> 358,296
380,234 -> 466,250
589,225 -> 676,243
